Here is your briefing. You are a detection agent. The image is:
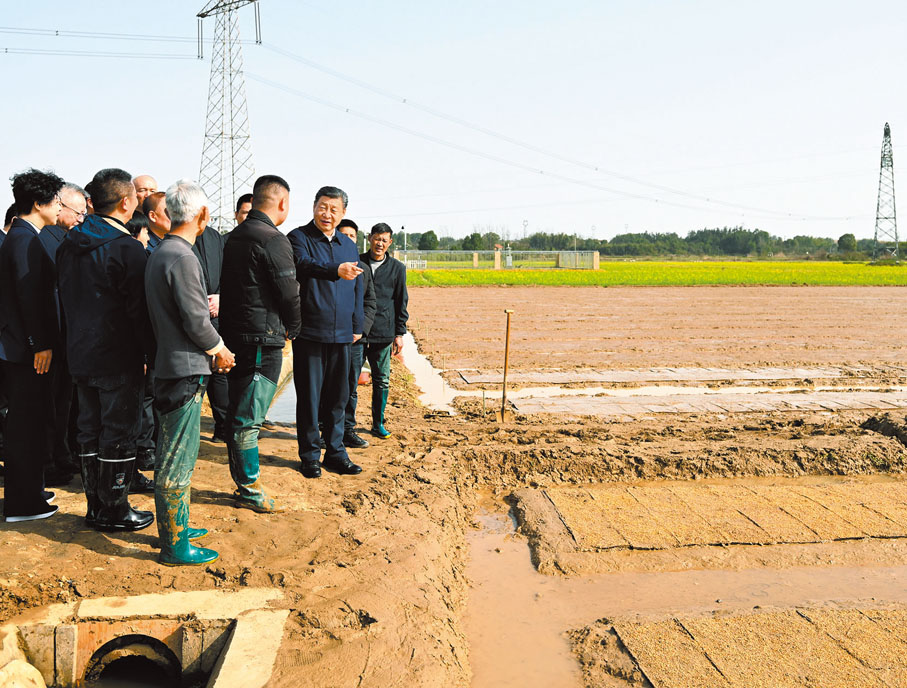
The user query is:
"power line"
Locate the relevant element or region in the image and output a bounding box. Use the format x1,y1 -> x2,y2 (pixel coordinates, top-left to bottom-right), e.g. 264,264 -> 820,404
245,72 -> 865,223
1,47 -> 195,59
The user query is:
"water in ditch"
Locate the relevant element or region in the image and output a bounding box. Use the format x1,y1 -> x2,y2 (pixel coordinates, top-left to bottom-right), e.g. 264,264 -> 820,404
466,506 -> 907,687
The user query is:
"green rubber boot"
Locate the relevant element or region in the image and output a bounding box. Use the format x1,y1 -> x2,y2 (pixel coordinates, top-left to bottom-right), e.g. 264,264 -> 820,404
371,388 -> 392,439
156,487 -> 218,566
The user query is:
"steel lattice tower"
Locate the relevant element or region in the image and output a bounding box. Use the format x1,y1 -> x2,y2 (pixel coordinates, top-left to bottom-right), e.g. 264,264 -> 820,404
197,0 -> 260,232
873,122 -> 898,260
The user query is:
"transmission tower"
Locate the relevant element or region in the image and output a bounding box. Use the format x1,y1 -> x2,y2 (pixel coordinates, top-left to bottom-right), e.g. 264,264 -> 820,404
873,122 -> 898,260
197,0 -> 261,232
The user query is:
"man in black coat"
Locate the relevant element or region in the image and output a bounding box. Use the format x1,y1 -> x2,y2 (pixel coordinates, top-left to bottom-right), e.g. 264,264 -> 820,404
38,182 -> 88,487
57,168 -> 155,533
360,223 -> 409,439
220,174 -> 301,513
192,223 -> 230,441
0,169 -> 63,522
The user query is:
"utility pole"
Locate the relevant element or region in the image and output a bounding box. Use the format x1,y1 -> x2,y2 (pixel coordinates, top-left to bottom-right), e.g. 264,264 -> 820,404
873,122 -> 898,261
197,0 -> 260,232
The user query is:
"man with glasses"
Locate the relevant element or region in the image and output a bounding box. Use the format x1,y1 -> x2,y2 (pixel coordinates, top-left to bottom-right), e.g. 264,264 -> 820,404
38,183 -> 88,487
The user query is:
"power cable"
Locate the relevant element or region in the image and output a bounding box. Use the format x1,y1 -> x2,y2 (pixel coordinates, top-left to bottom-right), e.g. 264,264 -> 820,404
1,47 -> 195,59
246,72 -> 868,222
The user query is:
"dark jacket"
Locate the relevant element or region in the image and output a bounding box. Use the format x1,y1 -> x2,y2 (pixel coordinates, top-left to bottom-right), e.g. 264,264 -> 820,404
192,225 -> 224,296
0,218 -> 58,363
146,235 -> 222,379
360,261 -> 377,338
220,209 -> 301,347
38,224 -> 66,327
360,252 -> 408,344
287,221 -> 362,344
57,214 -> 153,377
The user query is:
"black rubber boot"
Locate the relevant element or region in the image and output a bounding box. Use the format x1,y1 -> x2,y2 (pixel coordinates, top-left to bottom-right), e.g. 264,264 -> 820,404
78,446 -> 100,527
94,455 -> 154,532
132,461 -> 155,494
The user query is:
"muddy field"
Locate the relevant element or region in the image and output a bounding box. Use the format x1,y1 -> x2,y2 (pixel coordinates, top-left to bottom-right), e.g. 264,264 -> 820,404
4,285 -> 907,687
408,285 -> 907,372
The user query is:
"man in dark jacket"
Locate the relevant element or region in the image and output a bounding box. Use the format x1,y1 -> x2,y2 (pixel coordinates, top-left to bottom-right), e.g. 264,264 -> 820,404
146,179 -> 234,565
57,168 -> 154,533
335,219 -> 376,448
0,169 -> 63,522
288,186 -> 364,478
220,174 -> 301,512
38,182 -> 88,487
360,223 -> 409,439
192,222 -> 229,441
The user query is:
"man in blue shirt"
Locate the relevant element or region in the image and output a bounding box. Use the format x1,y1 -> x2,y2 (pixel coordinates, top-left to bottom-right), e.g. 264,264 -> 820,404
287,187 -> 364,479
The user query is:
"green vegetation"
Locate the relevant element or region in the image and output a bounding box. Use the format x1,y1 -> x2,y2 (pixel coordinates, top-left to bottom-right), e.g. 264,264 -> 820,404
398,226 -> 886,259
407,261 -> 907,287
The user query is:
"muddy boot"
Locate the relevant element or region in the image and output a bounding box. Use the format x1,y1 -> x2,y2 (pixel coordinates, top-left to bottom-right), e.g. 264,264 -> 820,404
233,477 -> 285,514
93,455 -> 154,532
156,487 -> 218,566
371,388 -> 392,439
78,446 -> 100,527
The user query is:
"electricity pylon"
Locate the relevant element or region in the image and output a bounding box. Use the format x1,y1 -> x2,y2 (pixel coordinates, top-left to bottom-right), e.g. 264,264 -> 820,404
873,122 -> 898,261
197,0 -> 260,232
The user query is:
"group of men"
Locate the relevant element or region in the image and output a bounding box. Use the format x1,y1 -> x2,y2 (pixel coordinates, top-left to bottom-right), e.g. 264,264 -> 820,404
0,168 -> 408,567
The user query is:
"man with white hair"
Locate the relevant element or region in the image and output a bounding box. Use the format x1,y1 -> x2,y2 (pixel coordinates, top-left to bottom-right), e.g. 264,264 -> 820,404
145,179 -> 235,566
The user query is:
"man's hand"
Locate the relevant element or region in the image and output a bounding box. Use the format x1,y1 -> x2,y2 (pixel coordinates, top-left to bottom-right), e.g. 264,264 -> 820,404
213,346 -> 235,374
338,262 -> 363,281
207,294 -> 220,318
353,333 -> 362,343
392,336 -> 404,356
34,349 -> 52,375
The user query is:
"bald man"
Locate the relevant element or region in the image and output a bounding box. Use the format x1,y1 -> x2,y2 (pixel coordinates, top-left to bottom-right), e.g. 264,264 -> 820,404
133,175 -> 158,209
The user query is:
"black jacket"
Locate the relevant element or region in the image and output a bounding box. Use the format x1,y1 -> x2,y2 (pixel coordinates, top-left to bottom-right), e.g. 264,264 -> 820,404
360,260 -> 377,338
287,221 -> 362,344
38,224 -> 66,328
220,209 -> 301,347
360,252 -> 408,344
57,214 -> 153,377
192,225 -> 225,331
0,218 -> 58,363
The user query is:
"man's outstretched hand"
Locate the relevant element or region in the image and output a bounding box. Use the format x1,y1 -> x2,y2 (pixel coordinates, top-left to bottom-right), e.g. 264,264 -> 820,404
338,262 -> 363,280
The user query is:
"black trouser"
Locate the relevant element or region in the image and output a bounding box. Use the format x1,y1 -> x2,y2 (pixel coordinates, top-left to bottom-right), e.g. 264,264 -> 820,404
1,359 -> 53,516
137,369 -> 156,456
155,376 -> 209,415
344,340 -> 366,431
206,371 -> 229,434
293,339 -> 350,466
74,370 -> 144,457
48,348 -> 75,466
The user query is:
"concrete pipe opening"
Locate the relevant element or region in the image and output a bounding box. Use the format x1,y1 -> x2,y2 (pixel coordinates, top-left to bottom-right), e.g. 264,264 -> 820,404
83,634 -> 182,687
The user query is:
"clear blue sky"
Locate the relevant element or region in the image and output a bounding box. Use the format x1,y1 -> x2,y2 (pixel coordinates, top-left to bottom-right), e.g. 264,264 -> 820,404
2,1 -> 906,240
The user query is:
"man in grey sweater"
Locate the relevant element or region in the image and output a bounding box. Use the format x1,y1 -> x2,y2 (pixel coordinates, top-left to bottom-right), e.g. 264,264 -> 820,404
145,179 -> 235,566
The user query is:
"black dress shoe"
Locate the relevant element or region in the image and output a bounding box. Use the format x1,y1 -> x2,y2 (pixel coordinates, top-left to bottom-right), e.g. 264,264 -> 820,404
322,456 -> 362,475
300,462 -> 322,479
132,471 -> 155,494
210,433 -> 226,444
343,431 -> 369,449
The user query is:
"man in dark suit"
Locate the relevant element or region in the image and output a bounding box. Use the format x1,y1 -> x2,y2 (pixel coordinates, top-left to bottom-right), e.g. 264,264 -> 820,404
0,169 -> 64,522
287,186 -> 364,478
192,223 -> 229,441
38,183 -> 88,487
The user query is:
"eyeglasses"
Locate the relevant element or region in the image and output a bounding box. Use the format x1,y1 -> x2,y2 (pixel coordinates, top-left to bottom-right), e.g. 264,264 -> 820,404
60,201 -> 86,220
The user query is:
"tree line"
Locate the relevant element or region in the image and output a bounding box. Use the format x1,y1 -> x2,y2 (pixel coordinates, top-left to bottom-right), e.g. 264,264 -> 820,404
396,226 -> 881,259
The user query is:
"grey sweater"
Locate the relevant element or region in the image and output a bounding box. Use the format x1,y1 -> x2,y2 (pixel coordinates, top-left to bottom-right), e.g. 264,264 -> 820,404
145,234 -> 222,380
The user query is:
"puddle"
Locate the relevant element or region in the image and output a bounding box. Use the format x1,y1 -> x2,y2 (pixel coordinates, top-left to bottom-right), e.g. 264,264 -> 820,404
466,507 -> 907,687
267,336 -> 904,420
